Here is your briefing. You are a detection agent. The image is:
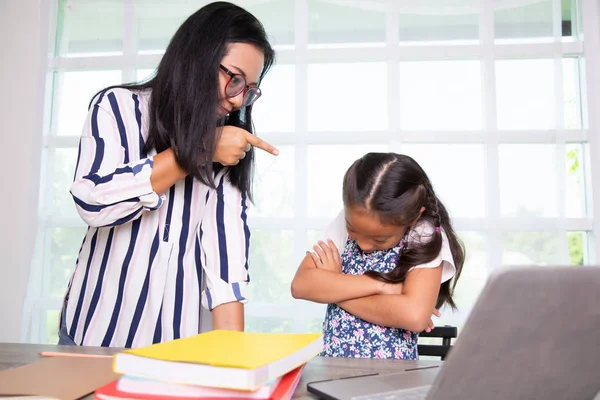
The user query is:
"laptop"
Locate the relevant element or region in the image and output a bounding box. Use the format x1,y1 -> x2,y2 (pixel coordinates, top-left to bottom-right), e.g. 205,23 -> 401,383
307,266 -> 600,400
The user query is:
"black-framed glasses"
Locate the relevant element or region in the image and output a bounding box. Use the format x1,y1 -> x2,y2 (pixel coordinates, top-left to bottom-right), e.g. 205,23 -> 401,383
219,64 -> 262,107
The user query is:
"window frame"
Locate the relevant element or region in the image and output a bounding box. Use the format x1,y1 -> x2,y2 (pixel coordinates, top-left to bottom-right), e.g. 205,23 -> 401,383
24,0 -> 600,343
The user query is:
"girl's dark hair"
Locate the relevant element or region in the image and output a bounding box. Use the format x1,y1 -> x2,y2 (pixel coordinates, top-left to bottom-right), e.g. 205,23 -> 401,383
90,1 -> 275,199
342,152 -> 465,310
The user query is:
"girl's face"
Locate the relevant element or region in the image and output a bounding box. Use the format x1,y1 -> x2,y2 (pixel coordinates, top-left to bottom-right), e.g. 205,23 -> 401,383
217,42 -> 265,118
344,205 -> 416,253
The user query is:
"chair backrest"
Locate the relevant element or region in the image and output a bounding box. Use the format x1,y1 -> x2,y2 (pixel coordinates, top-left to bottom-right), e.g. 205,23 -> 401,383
417,325 -> 458,360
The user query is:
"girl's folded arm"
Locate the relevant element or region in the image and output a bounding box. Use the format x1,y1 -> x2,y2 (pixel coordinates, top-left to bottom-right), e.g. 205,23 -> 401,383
337,265 -> 442,332
290,254 -> 385,304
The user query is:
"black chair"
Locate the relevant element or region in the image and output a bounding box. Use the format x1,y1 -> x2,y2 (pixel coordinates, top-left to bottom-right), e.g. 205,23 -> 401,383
418,325 -> 457,360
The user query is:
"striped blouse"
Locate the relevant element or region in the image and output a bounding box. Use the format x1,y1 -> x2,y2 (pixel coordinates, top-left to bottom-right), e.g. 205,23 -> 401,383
62,87 -> 250,348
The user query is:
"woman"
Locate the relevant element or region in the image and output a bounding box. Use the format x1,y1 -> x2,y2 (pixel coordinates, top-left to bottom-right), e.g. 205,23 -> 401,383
59,1 -> 277,348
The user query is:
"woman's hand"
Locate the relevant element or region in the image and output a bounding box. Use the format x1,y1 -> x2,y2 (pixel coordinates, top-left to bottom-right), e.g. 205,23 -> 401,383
214,126 -> 279,166
308,239 -> 342,273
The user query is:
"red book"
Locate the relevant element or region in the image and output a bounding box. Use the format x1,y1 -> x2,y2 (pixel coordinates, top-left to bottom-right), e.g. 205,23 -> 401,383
94,364 -> 304,400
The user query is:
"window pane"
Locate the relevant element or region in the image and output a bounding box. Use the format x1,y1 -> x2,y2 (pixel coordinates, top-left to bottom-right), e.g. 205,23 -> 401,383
247,230 -> 295,304
57,0 -> 124,56
245,318 -> 293,333
307,144 -> 388,218
252,65 -> 295,133
136,68 -> 155,82
245,0 -> 294,48
453,232 -> 487,309
495,0 -> 553,43
246,313 -> 324,333
502,232 -> 561,265
566,143 -> 586,217
308,230 -> 323,247
562,0 -> 578,40
250,279 -> 326,334
250,146 -> 294,218
567,231 -> 587,266
563,57 -> 583,129
305,317 -> 324,333
308,63 -> 387,132
46,310 -> 59,344
308,0 -> 385,47
55,70 -> 122,136
48,227 -> 87,297
136,0 -> 294,53
136,0 -> 194,53
48,148 -> 79,216
402,145 -> 485,218
495,0 -> 577,43
500,144 -> 586,218
496,59 -> 555,130
398,9 -> 479,44
499,144 -> 557,217
399,61 -> 482,130
496,58 -> 580,130
437,231 -> 487,329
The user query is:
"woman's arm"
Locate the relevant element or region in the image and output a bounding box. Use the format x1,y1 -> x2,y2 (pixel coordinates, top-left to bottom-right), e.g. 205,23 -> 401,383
200,172 -> 251,331
151,125 -> 282,193
212,302 -> 244,331
71,92 -> 170,227
337,265 -> 442,332
150,148 -> 187,194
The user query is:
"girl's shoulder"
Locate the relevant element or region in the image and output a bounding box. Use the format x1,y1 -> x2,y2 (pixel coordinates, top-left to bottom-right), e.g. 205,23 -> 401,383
323,210 -> 348,256
407,220 -> 456,283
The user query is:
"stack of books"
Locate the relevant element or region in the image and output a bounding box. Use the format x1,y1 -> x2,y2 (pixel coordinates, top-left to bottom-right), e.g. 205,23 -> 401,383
94,330 -> 323,400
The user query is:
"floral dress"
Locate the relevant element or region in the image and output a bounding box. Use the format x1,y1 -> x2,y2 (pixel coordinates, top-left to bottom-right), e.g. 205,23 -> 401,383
321,236 -> 419,359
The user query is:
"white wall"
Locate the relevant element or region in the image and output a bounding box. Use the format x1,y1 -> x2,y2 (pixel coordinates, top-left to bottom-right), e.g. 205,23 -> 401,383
584,0 -> 600,263
0,0 -> 47,342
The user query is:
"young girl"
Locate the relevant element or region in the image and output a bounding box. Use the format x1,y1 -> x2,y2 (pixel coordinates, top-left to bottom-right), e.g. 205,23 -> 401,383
291,152 -> 464,359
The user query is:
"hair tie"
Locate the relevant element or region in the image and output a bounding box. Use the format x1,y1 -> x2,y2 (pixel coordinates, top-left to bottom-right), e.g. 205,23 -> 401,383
434,226 -> 441,232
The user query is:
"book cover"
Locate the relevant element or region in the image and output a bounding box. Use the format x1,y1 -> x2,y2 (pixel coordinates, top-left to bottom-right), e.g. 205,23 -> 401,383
112,331 -> 321,390
95,365 -> 305,400
117,330 -> 321,369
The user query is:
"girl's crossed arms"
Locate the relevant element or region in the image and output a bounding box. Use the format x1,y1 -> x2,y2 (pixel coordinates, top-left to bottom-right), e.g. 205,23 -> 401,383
291,152 -> 465,359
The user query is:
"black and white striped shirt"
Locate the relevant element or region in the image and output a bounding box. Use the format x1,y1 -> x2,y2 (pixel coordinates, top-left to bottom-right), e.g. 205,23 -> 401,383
63,88 -> 250,347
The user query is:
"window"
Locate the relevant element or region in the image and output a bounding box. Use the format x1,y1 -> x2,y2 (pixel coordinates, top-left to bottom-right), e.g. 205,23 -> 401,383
27,0 -> 598,344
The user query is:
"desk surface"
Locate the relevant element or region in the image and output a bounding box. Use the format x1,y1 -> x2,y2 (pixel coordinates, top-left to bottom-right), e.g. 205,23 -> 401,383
0,342 -> 440,400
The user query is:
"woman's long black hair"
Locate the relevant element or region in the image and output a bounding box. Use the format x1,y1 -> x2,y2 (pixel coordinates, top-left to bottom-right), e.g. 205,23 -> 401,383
343,152 -> 465,310
90,1 -> 275,199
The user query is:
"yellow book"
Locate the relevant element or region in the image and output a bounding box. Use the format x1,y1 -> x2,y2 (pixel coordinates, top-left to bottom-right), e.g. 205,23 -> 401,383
112,330 -> 323,391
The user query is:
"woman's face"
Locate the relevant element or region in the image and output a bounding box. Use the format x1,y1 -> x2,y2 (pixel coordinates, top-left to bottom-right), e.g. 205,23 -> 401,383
218,42 -> 265,118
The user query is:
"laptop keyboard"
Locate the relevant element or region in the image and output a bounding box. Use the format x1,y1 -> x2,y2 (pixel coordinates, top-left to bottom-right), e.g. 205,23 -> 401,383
351,385 -> 431,400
